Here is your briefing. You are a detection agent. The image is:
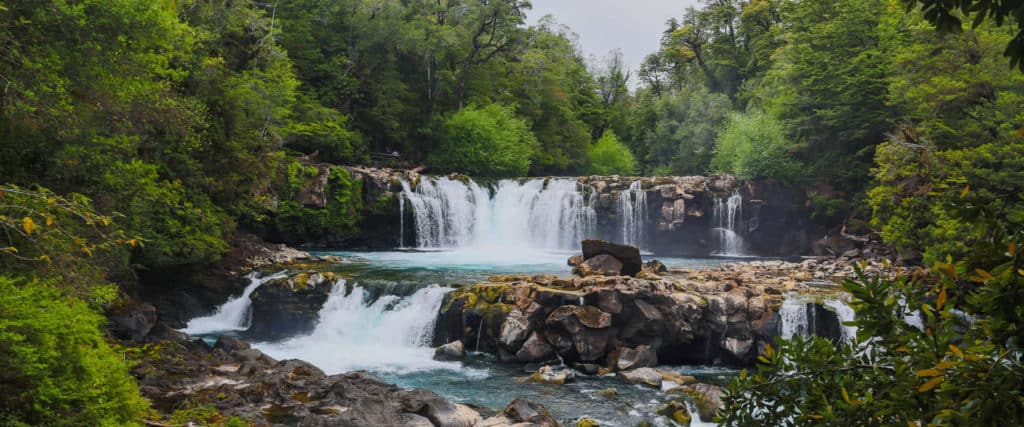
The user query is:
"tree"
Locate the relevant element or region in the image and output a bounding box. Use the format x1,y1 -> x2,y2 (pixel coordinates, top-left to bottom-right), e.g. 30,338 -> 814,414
427,104 -> 537,177
711,110 -> 801,181
904,0 -> 1024,70
587,131 -> 639,176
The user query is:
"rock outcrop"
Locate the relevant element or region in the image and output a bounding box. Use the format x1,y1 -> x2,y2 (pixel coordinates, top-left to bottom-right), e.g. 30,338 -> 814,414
126,324 -> 560,426
248,271 -> 339,340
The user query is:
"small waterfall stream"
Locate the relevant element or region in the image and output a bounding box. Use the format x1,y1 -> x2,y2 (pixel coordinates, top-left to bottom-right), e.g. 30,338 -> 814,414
618,180 -> 647,248
181,271 -> 287,335
256,281 -> 456,374
712,191 -> 746,256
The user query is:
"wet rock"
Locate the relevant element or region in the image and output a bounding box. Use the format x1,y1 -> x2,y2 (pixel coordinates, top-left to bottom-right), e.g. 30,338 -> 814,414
595,388 -> 618,400
576,418 -> 600,427
644,259 -> 668,274
657,399 -> 692,426
527,365 -> 576,385
677,383 -> 724,420
610,345 -> 658,371
658,370 -> 697,388
500,309 -> 532,349
503,398 -> 560,426
572,254 -> 623,277
248,271 -> 337,340
516,332 -> 555,362
567,255 -> 584,267
581,240 -> 643,276
108,302 -> 157,342
617,367 -> 663,388
214,335 -> 250,352
147,322 -> 189,344
433,340 -> 467,361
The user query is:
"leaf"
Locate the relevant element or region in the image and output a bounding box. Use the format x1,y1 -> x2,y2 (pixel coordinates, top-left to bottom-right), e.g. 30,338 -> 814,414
918,376 -> 943,392
128,239 -> 138,247
896,346 -> 910,352
45,215 -> 54,226
960,185 -> 970,198
2,246 -> 17,253
763,343 -> 774,358
1018,269 -> 1024,277
949,344 -> 964,358
841,386 -> 852,405
1010,243 -> 1017,256
22,217 -> 34,234
934,360 -> 956,370
936,288 -> 947,309
916,368 -> 942,377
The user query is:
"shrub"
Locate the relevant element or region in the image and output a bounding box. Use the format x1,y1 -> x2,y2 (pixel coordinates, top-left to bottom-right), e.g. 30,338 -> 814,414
711,111 -> 801,182
427,104 -> 538,177
0,277 -> 149,426
587,131 -> 639,176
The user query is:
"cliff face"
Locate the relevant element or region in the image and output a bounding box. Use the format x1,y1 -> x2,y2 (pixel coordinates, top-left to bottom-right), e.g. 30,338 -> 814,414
297,168 -> 824,257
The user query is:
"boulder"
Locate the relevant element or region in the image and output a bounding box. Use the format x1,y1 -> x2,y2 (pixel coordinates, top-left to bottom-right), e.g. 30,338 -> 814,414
657,399 -> 692,426
108,303 -> 157,342
503,398 -> 560,426
572,254 -> 623,277
581,240 -> 643,276
499,310 -> 532,350
610,345 -> 658,371
567,255 -> 584,267
516,332 -> 555,362
617,367 -> 663,388
527,365 -> 575,385
214,335 -> 251,352
643,259 -> 668,274
433,340 -> 467,361
248,272 -> 336,340
679,383 -> 724,420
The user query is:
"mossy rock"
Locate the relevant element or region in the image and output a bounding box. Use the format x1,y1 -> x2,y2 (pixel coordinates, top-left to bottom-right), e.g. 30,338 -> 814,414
576,418 -> 600,427
595,388 -> 618,401
657,399 -> 692,426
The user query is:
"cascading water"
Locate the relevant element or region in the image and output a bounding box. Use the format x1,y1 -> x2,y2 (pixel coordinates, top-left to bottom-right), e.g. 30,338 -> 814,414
255,280 -> 460,374
712,190 -> 746,256
779,294 -> 857,343
399,176 -> 596,252
618,180 -> 647,248
181,271 -> 287,335
779,297 -> 811,339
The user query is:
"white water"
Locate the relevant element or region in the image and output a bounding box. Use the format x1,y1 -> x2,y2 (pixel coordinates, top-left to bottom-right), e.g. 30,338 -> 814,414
779,294 -> 857,343
181,272 -> 287,335
400,177 -> 596,253
619,180 -> 647,248
712,191 -> 746,257
255,280 -> 471,375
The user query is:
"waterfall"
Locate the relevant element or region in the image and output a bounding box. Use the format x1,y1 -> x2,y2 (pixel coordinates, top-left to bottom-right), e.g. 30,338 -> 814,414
255,281 -> 457,374
712,191 -> 746,256
400,176 -> 596,252
618,180 -> 647,248
181,271 -> 288,335
399,195 -> 405,248
779,295 -> 857,343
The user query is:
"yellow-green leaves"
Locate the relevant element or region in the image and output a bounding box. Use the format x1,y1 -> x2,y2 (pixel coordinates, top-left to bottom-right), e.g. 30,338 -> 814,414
22,216 -> 34,234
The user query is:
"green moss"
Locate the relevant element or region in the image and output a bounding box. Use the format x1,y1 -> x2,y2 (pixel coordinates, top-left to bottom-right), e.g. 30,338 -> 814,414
576,418 -> 600,427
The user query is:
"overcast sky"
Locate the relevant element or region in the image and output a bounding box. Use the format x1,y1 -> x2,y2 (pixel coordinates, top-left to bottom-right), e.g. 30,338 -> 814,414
527,0 -> 700,86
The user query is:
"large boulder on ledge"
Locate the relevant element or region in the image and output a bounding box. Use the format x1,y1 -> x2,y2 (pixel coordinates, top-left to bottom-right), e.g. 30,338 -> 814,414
581,239 -> 642,276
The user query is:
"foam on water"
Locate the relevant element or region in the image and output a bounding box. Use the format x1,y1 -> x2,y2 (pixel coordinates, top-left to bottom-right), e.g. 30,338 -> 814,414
255,281 -> 482,376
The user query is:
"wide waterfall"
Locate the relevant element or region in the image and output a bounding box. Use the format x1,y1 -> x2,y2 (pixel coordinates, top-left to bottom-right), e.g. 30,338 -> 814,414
618,180 -> 647,248
778,295 -> 857,343
712,190 -> 746,256
181,271 -> 288,335
255,280 -> 460,374
400,176 -> 596,252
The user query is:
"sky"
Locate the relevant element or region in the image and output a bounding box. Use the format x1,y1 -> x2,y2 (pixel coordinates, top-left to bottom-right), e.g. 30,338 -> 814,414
527,0 -> 699,86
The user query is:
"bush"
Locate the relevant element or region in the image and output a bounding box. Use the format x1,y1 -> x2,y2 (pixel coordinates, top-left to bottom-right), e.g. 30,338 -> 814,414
587,131 -> 639,175
427,104 -> 538,177
711,111 -> 801,182
0,277 -> 149,426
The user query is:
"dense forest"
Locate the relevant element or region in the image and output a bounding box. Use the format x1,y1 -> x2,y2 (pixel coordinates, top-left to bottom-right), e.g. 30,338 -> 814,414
0,0 -> 1022,425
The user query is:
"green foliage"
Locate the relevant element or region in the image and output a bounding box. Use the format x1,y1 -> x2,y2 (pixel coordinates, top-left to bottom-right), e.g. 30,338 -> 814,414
711,111 -> 801,182
256,162 -> 367,244
723,191 -> 1024,424
586,132 -> 639,176
168,404 -> 248,427
0,276 -> 149,426
428,104 -> 537,177
903,0 -> 1024,70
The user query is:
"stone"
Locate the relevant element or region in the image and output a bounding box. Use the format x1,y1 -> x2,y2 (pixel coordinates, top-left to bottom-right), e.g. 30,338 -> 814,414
657,399 -> 692,426
581,239 -> 643,276
249,272 -> 335,340
433,340 -> 467,361
672,199 -> 686,222
504,398 -> 560,426
597,289 -> 622,314
574,328 -> 610,362
577,418 -> 600,427
617,367 -> 663,388
658,370 -> 697,387
214,335 -> 250,352
527,365 -> 576,385
681,383 -> 724,420
567,255 -> 584,267
499,309 -> 532,350
108,302 -> 157,342
515,332 -> 555,362
595,388 -> 618,400
611,345 -> 658,371
573,254 -> 623,277
644,259 -> 668,274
